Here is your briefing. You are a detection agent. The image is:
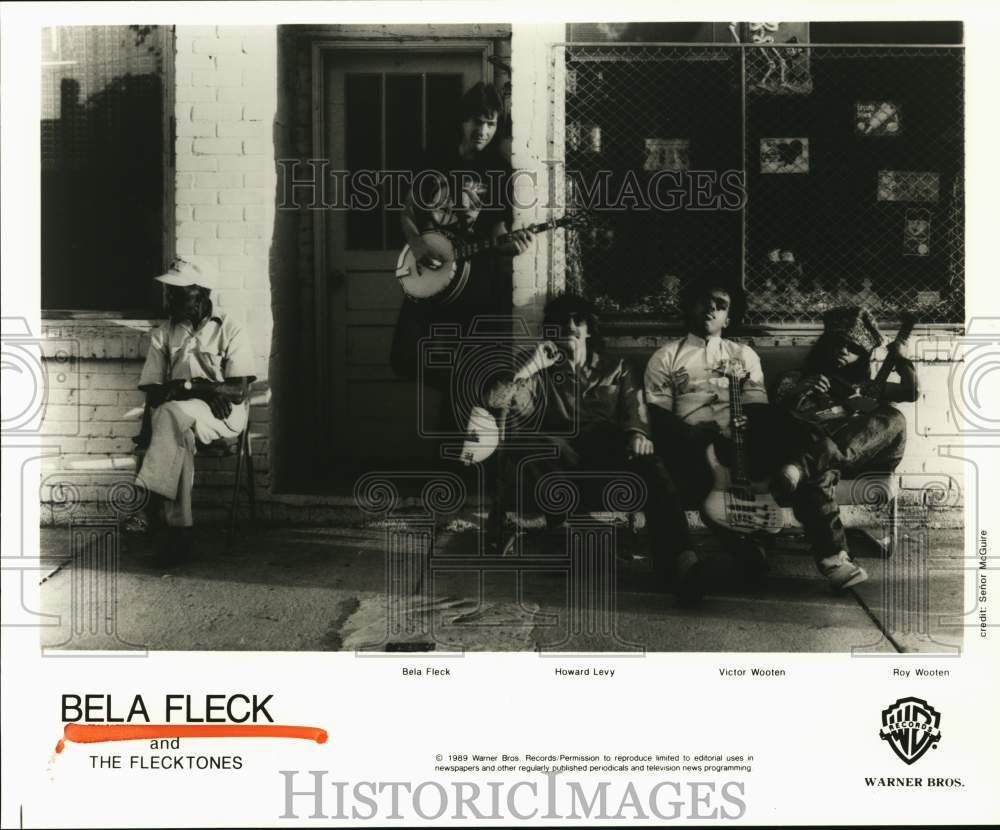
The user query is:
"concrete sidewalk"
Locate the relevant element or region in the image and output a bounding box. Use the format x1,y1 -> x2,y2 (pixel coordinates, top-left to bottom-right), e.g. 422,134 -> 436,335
37,523 -> 965,653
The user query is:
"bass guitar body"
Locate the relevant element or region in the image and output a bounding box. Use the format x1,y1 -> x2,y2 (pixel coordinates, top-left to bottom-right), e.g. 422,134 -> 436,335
395,231 -> 471,304
703,444 -> 785,535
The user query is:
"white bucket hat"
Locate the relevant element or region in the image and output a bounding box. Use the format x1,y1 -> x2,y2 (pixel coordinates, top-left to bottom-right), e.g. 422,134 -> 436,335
154,256 -> 217,289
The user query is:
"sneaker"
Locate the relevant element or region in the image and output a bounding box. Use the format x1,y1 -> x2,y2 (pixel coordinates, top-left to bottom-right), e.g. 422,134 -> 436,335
674,549 -> 707,608
817,550 -> 868,589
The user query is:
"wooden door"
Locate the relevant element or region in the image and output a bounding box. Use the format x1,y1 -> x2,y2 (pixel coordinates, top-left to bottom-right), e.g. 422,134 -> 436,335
318,46 -> 489,471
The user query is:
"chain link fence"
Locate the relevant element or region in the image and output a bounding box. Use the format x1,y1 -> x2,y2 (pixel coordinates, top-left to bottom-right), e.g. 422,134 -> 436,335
555,43 -> 964,326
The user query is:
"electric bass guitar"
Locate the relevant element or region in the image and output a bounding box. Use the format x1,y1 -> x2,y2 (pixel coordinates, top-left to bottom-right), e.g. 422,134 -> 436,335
702,359 -> 785,535
395,213 -> 585,304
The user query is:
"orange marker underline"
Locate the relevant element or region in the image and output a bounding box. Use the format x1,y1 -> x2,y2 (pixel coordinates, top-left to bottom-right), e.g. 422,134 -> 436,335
55,723 -> 328,753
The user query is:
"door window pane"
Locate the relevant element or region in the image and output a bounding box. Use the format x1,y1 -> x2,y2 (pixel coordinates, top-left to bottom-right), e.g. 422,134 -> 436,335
345,73 -> 383,250
426,74 -> 464,158
384,74 -> 423,250
343,71 -> 464,251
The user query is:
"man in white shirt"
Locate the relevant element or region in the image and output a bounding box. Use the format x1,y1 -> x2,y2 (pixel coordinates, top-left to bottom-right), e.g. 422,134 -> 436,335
644,280 -> 865,604
135,257 -> 256,563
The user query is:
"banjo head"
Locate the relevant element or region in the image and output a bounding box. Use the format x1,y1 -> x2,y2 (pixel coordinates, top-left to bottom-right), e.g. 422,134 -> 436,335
396,231 -> 460,301
419,230 -> 458,259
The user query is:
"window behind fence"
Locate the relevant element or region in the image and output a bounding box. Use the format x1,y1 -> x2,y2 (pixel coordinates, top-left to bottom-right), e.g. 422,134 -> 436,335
41,25 -> 173,314
558,44 -> 964,325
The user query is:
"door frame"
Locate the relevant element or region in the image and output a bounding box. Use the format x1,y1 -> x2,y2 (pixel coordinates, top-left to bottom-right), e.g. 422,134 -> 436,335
310,39 -> 495,467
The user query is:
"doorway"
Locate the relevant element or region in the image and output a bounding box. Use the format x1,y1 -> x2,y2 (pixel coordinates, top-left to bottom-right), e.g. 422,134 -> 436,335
314,43 -> 493,472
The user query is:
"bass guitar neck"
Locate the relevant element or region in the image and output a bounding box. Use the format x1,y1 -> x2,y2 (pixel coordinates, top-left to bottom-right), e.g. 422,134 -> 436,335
844,312 -> 917,414
702,360 -> 784,535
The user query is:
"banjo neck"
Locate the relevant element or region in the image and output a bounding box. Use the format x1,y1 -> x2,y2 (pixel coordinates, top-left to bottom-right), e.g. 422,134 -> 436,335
452,219 -> 564,260
397,213 -> 582,303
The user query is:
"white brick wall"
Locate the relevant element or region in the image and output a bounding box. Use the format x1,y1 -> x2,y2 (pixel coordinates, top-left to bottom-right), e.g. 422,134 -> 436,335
40,26 -> 280,526
38,341 -> 272,527
174,25 -> 278,383
511,22 -> 566,324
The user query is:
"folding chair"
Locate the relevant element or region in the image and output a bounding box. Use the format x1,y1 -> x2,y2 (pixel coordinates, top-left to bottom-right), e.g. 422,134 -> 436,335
133,389 -> 267,552
194,425 -> 256,552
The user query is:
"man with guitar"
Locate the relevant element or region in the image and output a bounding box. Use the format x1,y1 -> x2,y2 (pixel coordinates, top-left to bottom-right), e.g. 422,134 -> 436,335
774,307 -> 918,479
390,82 -> 533,436
644,279 -> 865,604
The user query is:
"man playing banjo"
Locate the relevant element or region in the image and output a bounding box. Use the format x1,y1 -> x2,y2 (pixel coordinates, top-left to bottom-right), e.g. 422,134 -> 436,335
390,82 -> 533,436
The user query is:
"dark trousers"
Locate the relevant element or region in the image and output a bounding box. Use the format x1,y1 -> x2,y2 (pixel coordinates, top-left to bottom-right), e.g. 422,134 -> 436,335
505,426 -> 692,572
393,299 -> 514,441
828,406 -> 907,478
649,405 -> 849,559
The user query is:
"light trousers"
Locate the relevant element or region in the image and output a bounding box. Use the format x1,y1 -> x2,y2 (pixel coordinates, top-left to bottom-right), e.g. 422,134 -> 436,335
136,399 -> 247,527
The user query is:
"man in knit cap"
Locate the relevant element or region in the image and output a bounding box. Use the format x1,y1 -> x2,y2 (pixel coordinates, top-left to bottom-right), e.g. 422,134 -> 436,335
775,306 -> 918,477
774,306 -> 919,587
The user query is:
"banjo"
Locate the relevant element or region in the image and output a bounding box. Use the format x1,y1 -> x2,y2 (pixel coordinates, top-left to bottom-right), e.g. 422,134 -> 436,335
395,214 -> 584,304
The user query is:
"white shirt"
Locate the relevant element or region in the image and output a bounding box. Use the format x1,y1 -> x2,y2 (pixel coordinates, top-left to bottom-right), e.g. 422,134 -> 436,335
139,314 -> 256,387
644,333 -> 768,434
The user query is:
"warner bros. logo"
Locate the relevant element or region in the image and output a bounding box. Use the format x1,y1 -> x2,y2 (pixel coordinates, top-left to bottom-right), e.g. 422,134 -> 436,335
879,697 -> 943,765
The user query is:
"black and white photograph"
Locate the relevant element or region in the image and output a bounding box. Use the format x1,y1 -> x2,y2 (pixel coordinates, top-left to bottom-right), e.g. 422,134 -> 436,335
28,17 -> 966,654
2,4 -> 997,827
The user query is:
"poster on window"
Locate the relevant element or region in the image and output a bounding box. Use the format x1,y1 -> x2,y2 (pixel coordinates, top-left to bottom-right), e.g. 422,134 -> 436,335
742,22 -> 812,94
904,209 -> 932,256
642,138 -> 690,171
877,170 -> 940,202
760,137 -> 809,173
855,101 -> 901,135
566,120 -> 602,153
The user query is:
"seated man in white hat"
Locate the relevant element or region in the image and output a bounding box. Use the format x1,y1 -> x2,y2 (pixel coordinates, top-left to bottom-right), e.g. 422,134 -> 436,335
135,256 -> 256,562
